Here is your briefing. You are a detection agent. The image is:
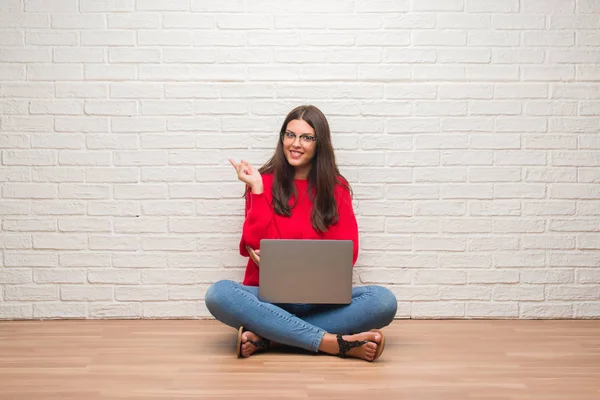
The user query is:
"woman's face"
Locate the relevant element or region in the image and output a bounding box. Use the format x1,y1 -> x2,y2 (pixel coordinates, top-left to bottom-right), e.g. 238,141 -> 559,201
282,119 -> 316,179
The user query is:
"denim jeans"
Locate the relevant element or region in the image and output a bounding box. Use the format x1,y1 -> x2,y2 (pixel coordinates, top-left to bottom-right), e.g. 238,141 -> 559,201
205,279 -> 398,352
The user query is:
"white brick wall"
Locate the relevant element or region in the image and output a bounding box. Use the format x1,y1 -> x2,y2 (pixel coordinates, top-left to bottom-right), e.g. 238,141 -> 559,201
1,0 -> 599,320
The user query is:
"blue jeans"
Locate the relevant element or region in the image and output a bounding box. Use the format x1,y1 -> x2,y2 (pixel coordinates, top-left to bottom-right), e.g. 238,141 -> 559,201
205,279 -> 397,352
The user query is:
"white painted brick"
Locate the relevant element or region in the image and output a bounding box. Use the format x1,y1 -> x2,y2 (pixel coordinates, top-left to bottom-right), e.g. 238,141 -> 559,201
525,100 -> 578,117
550,118 -> 598,133
384,49 -> 436,63
415,168 -> 467,183
141,237 -> 195,251
0,13 -> 48,28
80,0 -> 134,12
3,183 -> 56,199
0,201 -> 30,215
522,66 -> 576,82
0,269 -> 33,284
0,101 -> 29,115
387,184 -> 438,200
61,286 -> 112,301
440,184 -> 493,199
3,150 -> 56,166
522,270 -> 574,284
58,217 -> 112,232
4,251 -> 58,268
579,168 -> 600,183
195,200 -> 244,216
56,83 -> 108,99
550,184 -> 599,199
441,151 -> 493,166
32,201 -> 86,216
217,15 -> 273,30
439,49 -> 490,64
576,303 -> 600,318
142,134 -> 195,149
577,32 -> 600,46
521,304 -> 574,319
3,218 -> 56,232
59,184 -> 110,200
469,201 -> 521,216
59,151 -> 111,166
522,236 -> 576,250
385,218 -> 437,234
0,30 -> 23,46
493,219 -> 545,233
414,237 -> 466,252
525,135 -> 577,150
193,31 -> 246,47
440,219 -> 491,233
52,14 -> 105,29
162,14 -> 213,28
494,286 -> 544,301
114,151 -> 166,166
493,15 -> 546,30
34,303 -> 87,319
469,168 -> 521,183
114,184 -> 166,200
577,269 -> 600,284
413,65 -> 466,81
492,49 -> 545,64
413,31 -> 467,46
137,0 -> 188,11
168,117 -> 220,132
442,117 -> 493,132
468,31 -> 519,47
523,201 -> 575,216
548,286 -> 599,301
53,48 -> 105,63
441,286 -> 491,300
412,302 -> 465,318
0,305 -> 32,319
494,184 -> 546,199
2,116 -> 52,132
60,253 -> 110,268
577,201 -> 600,216
522,0 -> 575,14
467,303 -> 519,318
89,235 -> 138,251
114,217 -> 167,233
113,253 -> 167,268
34,269 -> 86,284
169,286 -> 209,301
34,165 -> 84,182
415,201 -> 466,215
550,252 -> 599,267
0,234 -> 32,249
525,168 -> 576,183
85,64 -> 136,81
141,269 -> 199,284
551,15 -> 600,29
439,254 -> 491,268
110,83 -> 163,99
468,269 -> 519,284
0,166 -> 28,182
33,234 -> 87,250
108,13 -> 160,29
89,303 -> 142,318
466,0 -> 518,12
88,269 -> 140,284
552,151 -> 600,167
360,235 -> 411,251
5,285 -> 58,301
438,14 -> 490,29
579,234 -> 600,250
116,286 -> 167,301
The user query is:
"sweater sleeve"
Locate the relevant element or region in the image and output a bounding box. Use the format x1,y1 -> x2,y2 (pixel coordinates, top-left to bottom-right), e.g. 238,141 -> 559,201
239,177 -> 279,257
330,184 -> 359,266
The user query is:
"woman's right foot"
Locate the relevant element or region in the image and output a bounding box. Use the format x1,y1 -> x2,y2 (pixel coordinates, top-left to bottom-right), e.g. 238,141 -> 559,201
319,331 -> 382,361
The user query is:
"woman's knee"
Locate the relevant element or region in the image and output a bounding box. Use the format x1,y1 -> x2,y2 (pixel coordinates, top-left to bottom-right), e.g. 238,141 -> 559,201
204,279 -> 235,315
369,285 -> 398,326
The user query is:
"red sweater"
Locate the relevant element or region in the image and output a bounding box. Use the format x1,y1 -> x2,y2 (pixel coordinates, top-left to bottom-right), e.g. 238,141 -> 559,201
239,173 -> 359,286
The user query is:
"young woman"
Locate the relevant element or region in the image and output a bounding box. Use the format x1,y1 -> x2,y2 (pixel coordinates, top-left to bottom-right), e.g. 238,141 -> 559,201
205,105 -> 397,361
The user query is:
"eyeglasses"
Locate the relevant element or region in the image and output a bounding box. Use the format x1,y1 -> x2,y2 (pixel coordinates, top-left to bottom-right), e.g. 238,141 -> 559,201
281,131 -> 317,144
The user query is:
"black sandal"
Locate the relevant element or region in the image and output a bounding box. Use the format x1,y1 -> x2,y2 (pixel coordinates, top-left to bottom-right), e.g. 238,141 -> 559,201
236,326 -> 271,358
336,329 -> 386,361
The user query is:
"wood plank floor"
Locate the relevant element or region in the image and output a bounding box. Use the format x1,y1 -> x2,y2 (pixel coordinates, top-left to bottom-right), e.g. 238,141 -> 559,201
0,320 -> 599,400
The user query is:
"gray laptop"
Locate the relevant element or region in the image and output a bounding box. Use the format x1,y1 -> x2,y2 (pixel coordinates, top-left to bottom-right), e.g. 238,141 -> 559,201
258,239 -> 353,304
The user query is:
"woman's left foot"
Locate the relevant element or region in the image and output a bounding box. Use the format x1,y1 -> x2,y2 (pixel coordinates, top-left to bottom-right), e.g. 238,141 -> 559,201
237,327 -> 271,358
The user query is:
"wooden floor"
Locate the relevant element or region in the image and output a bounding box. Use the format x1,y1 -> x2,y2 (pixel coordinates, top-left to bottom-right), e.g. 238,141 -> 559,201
0,320 -> 599,400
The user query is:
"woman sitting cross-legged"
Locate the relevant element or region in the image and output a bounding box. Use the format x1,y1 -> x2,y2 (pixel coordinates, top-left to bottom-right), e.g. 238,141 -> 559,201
205,105 -> 398,361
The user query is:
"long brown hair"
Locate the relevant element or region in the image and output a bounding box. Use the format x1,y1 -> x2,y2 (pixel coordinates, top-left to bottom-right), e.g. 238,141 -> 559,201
255,105 -> 351,233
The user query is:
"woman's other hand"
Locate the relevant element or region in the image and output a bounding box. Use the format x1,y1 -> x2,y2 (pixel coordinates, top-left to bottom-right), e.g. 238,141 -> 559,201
245,246 -> 261,265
